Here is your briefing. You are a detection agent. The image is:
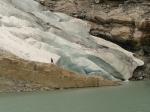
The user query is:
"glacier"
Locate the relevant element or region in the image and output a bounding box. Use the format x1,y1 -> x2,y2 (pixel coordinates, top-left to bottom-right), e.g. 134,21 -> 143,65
0,0 -> 144,80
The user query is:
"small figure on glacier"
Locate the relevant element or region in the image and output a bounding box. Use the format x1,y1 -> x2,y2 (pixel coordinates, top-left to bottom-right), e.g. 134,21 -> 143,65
51,58 -> 54,64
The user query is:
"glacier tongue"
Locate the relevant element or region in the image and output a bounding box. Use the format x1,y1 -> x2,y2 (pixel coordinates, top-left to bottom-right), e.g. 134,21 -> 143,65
0,0 -> 144,80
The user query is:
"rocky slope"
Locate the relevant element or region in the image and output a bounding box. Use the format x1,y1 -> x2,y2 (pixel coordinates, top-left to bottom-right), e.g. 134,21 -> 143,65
38,0 -> 150,79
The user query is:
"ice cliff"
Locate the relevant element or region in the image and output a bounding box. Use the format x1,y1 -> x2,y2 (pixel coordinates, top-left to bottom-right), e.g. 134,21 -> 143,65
0,0 -> 144,81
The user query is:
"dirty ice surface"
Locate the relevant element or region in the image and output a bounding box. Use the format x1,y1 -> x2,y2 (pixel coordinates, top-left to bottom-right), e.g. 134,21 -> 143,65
0,0 -> 144,80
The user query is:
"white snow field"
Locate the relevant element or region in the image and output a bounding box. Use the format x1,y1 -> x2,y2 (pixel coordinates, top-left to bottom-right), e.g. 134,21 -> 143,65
0,0 -> 144,80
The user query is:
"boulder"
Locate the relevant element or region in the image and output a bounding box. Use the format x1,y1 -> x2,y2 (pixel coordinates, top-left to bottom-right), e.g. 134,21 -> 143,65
111,26 -> 131,42
137,18 -> 150,31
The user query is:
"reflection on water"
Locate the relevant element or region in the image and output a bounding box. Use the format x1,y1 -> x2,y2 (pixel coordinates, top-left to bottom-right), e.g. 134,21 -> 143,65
0,81 -> 149,112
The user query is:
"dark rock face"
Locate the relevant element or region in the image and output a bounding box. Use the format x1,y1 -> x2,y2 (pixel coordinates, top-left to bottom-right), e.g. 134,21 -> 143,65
137,18 -> 150,31
132,56 -> 150,80
133,19 -> 150,80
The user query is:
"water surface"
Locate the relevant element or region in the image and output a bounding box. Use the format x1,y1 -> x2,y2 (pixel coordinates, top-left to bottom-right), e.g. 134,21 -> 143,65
0,81 -> 149,112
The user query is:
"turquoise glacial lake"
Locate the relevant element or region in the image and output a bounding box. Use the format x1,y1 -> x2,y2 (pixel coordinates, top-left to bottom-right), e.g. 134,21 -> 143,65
0,81 -> 149,112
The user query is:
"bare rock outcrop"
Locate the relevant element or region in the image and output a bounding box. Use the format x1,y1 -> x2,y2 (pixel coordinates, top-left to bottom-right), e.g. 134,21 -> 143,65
39,0 -> 149,49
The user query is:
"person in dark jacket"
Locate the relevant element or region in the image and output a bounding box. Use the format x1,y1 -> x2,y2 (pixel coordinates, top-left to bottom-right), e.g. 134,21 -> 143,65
51,58 -> 54,64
